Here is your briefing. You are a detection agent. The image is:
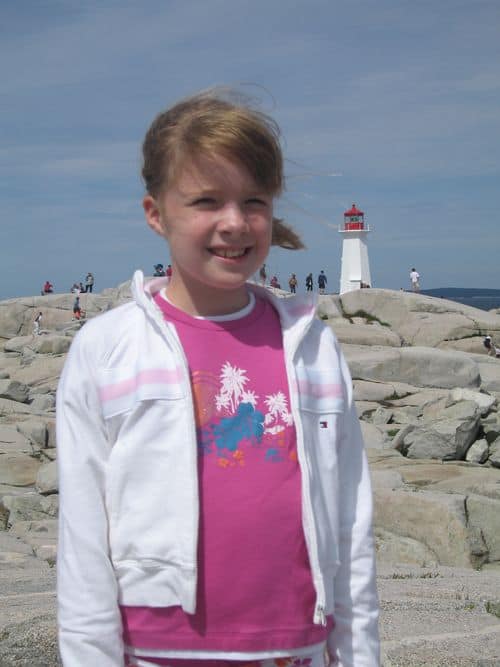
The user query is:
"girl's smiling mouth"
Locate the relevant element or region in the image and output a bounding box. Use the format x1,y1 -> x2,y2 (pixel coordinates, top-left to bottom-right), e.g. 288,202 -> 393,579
209,247 -> 250,259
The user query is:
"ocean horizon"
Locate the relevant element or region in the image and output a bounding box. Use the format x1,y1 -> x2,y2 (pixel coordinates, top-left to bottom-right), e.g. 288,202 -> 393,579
421,289 -> 500,312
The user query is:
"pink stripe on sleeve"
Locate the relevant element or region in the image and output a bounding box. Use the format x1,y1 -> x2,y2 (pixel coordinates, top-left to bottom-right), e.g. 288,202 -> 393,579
296,379 -> 343,399
99,368 -> 183,402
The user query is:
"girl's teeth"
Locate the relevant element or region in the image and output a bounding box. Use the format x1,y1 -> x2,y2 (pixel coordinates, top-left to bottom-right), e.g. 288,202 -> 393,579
214,249 -> 245,258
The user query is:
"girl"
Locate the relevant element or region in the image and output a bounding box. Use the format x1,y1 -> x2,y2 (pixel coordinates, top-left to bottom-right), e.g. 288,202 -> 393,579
56,91 -> 379,667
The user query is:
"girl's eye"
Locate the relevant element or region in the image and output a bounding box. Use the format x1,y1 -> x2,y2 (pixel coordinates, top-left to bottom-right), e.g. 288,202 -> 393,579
246,197 -> 269,206
191,197 -> 216,206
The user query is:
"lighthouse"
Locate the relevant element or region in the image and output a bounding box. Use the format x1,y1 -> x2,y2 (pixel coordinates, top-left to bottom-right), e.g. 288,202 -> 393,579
339,203 -> 372,294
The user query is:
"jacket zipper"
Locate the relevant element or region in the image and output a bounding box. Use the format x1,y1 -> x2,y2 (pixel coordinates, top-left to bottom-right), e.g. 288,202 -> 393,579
284,328 -> 327,627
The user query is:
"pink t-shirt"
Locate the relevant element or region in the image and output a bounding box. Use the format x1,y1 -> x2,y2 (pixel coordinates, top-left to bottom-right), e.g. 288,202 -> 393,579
121,292 -> 329,657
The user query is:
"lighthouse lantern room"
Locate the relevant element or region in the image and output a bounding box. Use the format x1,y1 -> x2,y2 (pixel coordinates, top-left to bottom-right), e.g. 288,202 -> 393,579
339,203 -> 372,294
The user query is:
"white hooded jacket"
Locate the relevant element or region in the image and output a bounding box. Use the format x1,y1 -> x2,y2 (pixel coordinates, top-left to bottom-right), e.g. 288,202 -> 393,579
56,271 -> 379,666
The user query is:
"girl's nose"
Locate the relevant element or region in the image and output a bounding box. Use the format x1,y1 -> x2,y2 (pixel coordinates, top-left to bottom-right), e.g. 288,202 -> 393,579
218,204 -> 248,233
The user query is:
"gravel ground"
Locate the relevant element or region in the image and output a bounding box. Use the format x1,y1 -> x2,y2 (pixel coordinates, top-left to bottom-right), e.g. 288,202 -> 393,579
1,536 -> 500,667
377,563 -> 500,666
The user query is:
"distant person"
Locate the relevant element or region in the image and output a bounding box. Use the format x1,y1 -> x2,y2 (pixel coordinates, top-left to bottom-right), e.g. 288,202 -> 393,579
73,296 -> 82,320
288,273 -> 297,293
483,335 -> 500,357
153,263 -> 165,277
70,283 -> 80,294
33,311 -> 42,336
317,270 -> 327,295
79,282 -> 85,293
270,275 -> 280,289
85,272 -> 95,293
410,268 -> 420,292
259,263 -> 267,285
42,281 -> 53,295
166,264 -> 173,281
305,273 -> 313,292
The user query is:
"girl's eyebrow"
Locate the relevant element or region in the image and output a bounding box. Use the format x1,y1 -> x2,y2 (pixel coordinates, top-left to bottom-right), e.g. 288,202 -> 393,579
175,184 -> 215,197
179,187 -> 270,200
182,188 -> 219,200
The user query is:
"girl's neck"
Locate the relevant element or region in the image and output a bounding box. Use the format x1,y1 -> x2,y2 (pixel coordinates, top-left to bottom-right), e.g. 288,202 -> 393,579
164,281 -> 251,317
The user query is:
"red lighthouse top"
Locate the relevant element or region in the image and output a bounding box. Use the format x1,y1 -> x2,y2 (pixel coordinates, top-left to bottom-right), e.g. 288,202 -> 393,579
344,204 -> 364,217
343,203 -> 365,231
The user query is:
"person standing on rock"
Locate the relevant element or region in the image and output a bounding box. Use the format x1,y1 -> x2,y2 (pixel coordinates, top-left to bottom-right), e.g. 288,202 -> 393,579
483,335 -> 500,358
305,272 -> 313,292
56,90 -> 379,667
410,267 -> 420,292
85,272 -> 95,293
317,270 -> 327,294
33,311 -> 42,335
72,296 -> 82,320
288,272 -> 298,293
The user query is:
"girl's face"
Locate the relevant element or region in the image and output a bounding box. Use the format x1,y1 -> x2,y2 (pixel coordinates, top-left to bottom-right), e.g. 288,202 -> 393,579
144,155 -> 274,316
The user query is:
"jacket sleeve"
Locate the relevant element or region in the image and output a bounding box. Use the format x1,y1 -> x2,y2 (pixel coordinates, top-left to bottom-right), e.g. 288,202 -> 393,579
56,327 -> 124,666
327,344 -> 380,666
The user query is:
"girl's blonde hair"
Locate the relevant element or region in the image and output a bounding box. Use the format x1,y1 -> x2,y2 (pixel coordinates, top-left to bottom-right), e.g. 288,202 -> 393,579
142,90 -> 303,250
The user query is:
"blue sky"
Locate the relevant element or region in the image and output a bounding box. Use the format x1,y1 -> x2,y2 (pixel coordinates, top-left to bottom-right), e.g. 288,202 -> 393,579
1,0 -> 499,299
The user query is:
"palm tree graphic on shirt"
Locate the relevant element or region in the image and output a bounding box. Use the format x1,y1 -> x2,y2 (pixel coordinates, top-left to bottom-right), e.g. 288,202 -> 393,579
203,362 -> 293,462
264,391 -> 293,434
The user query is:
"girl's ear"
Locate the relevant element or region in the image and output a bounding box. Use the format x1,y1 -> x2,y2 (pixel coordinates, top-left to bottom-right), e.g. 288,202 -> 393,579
143,195 -> 166,237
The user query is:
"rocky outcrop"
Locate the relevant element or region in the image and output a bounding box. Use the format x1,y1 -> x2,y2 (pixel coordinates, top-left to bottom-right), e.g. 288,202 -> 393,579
0,285 -> 499,575
0,281 -> 132,339
344,344 -> 481,389
340,288 -> 500,347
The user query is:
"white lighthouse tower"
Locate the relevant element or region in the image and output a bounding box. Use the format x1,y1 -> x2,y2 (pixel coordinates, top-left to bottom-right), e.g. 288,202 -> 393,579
339,203 -> 372,294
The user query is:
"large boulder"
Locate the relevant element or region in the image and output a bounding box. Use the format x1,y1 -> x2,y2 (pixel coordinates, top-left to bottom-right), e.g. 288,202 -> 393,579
0,379 -> 29,403
371,457 -> 500,567
0,452 -> 41,486
327,320 -> 401,347
31,335 -> 72,355
397,417 -> 480,460
449,387 -> 497,414
9,355 -> 66,394
343,345 -> 481,389
340,288 -> 500,347
0,493 -> 58,526
2,336 -> 33,353
374,488 -> 474,567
